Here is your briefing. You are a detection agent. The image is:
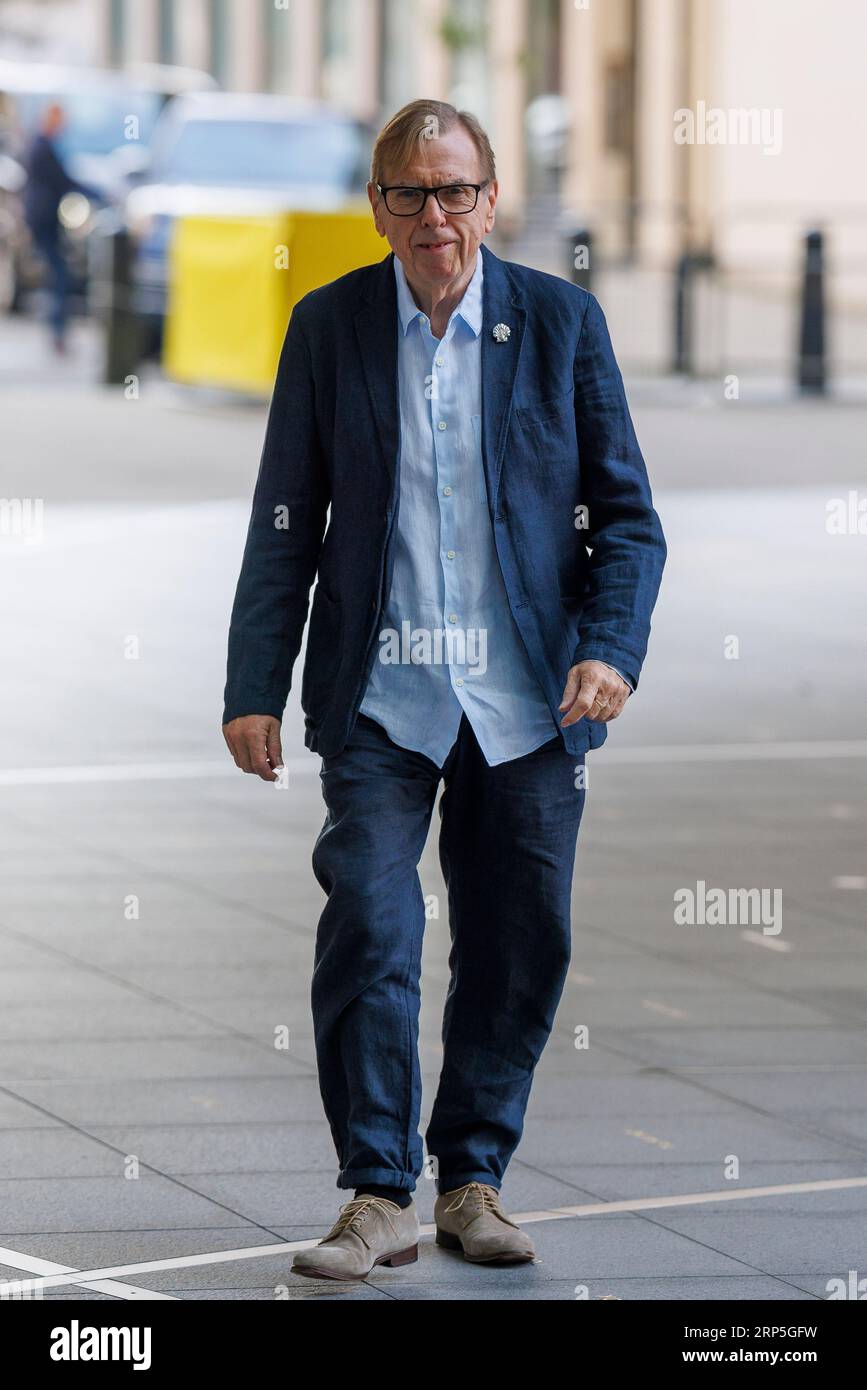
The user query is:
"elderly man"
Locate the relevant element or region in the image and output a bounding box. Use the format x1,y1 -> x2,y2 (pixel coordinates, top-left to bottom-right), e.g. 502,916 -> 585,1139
222,100 -> 666,1281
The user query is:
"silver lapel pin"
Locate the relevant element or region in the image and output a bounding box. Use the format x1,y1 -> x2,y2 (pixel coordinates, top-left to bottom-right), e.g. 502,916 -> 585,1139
492,322 -> 511,343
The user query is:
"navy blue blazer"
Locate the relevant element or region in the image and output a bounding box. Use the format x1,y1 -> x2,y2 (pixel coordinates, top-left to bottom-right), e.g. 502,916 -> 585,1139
223,242 -> 666,758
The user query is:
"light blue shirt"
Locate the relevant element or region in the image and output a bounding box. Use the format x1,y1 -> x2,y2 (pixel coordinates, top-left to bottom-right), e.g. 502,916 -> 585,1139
359,252 -> 631,768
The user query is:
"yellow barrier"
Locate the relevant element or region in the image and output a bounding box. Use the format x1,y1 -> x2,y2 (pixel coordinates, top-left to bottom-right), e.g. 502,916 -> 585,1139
163,208 -> 387,393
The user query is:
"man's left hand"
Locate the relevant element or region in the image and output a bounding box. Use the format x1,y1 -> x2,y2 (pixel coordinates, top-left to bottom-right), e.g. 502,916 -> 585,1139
559,660 -> 631,726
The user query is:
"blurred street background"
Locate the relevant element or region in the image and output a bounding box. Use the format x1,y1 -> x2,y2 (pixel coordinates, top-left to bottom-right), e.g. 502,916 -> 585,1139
1,0 -> 866,1303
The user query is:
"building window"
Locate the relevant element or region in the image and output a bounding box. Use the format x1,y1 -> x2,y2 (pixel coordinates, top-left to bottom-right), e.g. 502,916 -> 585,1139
265,0 -> 291,92
158,0 -> 174,65
443,0 -> 489,127
322,0 -> 351,106
209,0 -> 228,86
108,0 -> 124,67
379,0 -> 419,115
604,60 -> 633,155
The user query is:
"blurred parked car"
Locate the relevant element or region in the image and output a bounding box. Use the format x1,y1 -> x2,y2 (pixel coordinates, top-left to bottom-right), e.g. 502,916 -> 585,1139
122,93 -> 373,345
0,59 -> 216,312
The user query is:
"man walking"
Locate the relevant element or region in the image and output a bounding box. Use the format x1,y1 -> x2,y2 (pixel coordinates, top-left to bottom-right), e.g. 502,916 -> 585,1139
222,100 -> 666,1280
22,103 -> 93,353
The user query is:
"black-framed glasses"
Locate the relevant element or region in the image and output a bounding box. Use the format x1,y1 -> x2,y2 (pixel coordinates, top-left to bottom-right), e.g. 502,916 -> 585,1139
376,181 -> 490,216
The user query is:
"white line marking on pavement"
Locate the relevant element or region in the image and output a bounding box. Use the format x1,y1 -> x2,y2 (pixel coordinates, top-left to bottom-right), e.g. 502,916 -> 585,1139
0,1244 -> 177,1300
3,739 -> 867,787
8,1174 -> 867,1297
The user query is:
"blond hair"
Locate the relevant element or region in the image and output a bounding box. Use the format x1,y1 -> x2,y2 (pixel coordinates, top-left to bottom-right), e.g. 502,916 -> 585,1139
370,99 -> 496,188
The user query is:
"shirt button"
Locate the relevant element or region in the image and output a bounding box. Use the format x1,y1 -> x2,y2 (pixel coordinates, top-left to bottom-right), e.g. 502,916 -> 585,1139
454,677 -> 464,686
448,613 -> 458,624
436,356 -> 445,366
442,486 -> 452,496
437,420 -> 447,431
446,549 -> 455,559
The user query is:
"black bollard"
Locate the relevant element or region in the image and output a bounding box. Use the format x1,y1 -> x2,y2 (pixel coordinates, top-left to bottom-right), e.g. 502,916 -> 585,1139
97,225 -> 142,386
673,250 -> 715,376
673,252 -> 691,375
798,229 -> 826,395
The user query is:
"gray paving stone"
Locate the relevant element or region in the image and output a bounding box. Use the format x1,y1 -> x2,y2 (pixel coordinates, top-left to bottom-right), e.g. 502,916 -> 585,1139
0,1172 -> 260,1236
383,1275 -> 816,1301
513,1110 -> 861,1168
649,1207 -> 867,1276
583,1026 -> 867,1070
540,1160 -> 865,1203
0,1225 -> 289,1279
0,968 -> 142,1006
11,1076 -> 325,1126
0,1093 -> 62,1129
106,966 -> 310,1003
556,986 -> 832,1030
0,1000 -> 227,1043
87,1121 -> 337,1175
0,1128 -> 130,1180
0,1038 -> 302,1083
677,1068 -> 867,1112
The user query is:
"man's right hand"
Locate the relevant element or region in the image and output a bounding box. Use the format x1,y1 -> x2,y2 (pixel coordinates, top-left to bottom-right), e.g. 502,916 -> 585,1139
222,715 -> 283,782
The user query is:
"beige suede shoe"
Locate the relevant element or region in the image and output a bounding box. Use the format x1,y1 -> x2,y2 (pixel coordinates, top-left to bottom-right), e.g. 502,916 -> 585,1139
435,1182 -> 536,1264
292,1196 -> 419,1281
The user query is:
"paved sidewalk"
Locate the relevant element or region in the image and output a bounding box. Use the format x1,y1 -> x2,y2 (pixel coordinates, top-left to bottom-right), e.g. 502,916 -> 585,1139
1,321 -> 865,1300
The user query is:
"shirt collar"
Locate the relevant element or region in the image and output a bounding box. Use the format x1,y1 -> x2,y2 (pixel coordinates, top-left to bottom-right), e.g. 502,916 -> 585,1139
393,251 -> 484,339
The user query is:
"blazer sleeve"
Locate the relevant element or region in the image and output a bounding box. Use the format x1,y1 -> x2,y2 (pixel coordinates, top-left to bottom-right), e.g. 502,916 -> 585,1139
222,305 -> 329,724
571,293 -> 666,691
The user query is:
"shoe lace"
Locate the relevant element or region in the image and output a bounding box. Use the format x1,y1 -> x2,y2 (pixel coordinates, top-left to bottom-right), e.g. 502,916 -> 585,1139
323,1196 -> 401,1246
444,1181 -> 519,1227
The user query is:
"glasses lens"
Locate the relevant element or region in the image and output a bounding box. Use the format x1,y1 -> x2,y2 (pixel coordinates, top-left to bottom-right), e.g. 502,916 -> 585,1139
384,185 -> 479,214
386,187 -> 425,215
438,185 -> 478,213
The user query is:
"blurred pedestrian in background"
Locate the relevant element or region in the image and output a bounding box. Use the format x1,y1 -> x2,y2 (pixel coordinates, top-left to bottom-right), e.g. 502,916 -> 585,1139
22,102 -> 95,353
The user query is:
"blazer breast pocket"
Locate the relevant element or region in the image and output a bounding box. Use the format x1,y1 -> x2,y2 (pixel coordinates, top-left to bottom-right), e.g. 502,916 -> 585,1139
516,385 -> 576,428
514,387 -> 578,480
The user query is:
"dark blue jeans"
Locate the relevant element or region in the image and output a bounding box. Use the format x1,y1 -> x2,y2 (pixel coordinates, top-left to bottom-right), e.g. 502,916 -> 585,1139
310,711 -> 587,1195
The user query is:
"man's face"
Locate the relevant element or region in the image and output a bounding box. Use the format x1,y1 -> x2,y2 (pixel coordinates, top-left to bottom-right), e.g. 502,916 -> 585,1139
44,104 -> 66,136
368,123 -> 497,291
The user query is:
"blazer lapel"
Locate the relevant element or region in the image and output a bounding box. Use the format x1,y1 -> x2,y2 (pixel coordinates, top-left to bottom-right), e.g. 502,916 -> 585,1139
353,251 -> 400,493
480,242 -> 526,513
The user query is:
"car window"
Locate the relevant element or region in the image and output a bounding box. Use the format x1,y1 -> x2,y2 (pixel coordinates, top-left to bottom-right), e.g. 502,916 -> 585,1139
152,118 -> 364,188
11,89 -> 163,157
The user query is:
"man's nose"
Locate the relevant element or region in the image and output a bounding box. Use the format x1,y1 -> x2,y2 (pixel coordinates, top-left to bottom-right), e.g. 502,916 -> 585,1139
419,192 -> 448,225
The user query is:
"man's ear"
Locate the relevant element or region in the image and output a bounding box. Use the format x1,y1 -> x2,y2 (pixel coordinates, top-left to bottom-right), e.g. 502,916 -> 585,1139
484,179 -> 499,234
368,182 -> 387,237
